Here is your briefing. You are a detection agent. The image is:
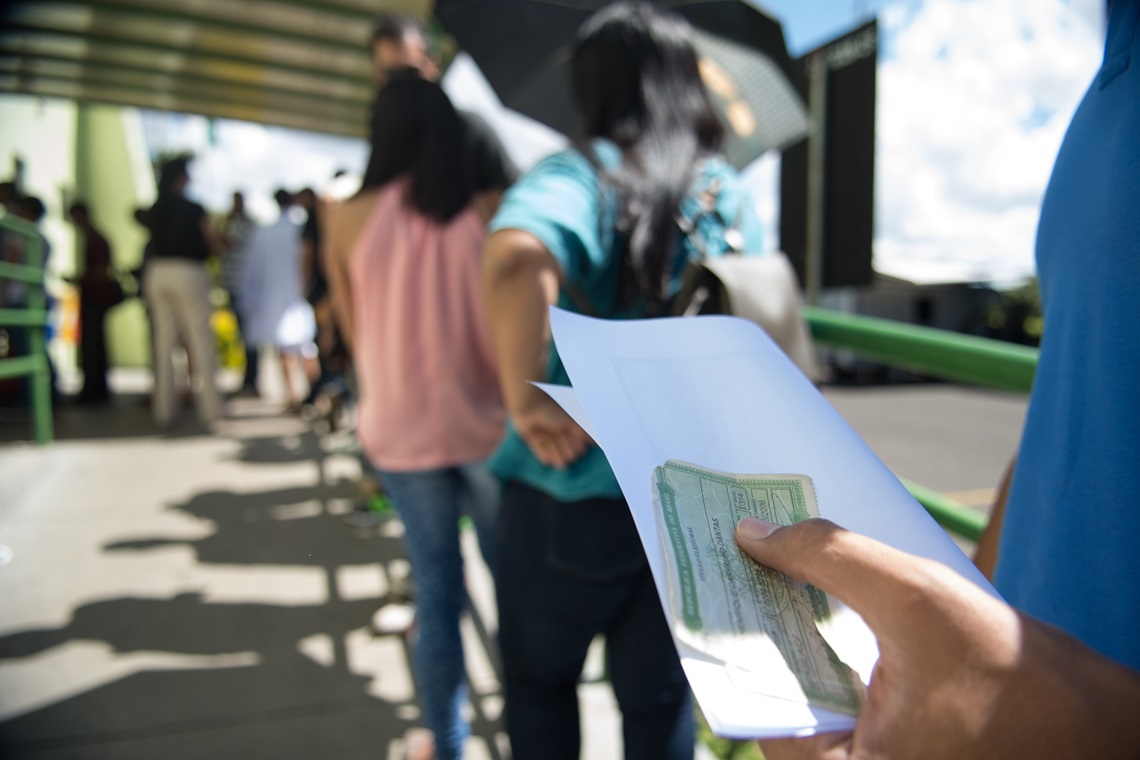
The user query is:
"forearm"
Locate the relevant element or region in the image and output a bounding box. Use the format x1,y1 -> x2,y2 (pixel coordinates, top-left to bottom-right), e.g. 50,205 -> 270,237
326,256 -> 354,352
482,230 -> 560,414
299,241 -> 314,295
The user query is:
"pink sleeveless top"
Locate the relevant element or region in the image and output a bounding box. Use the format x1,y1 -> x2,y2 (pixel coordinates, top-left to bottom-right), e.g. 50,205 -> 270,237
349,182 -> 505,472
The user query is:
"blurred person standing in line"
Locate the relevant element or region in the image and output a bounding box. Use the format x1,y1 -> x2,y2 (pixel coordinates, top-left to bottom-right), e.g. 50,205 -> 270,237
369,13 -> 518,223
239,189 -> 316,413
318,12 -> 519,515
323,76 -> 505,760
328,11 -> 518,368
143,156 -> 223,430
66,202 -> 120,405
482,4 -> 765,758
2,195 -> 49,312
0,181 -> 17,212
219,191 -> 258,393
1,195 -> 55,404
295,187 -> 338,406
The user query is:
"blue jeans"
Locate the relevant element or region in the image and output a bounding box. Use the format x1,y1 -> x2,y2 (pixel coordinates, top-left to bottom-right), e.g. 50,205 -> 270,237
377,462 -> 499,760
497,480 -> 693,760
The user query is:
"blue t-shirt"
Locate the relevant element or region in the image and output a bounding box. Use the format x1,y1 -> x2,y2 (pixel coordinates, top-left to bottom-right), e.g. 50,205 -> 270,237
488,142 -> 764,502
994,1 -> 1140,670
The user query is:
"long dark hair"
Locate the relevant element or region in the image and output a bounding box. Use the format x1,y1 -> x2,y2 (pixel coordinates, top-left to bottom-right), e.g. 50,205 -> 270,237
359,74 -> 473,223
571,1 -> 724,313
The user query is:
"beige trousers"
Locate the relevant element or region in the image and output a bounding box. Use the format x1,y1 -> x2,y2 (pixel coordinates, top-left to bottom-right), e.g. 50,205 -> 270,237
144,258 -> 221,426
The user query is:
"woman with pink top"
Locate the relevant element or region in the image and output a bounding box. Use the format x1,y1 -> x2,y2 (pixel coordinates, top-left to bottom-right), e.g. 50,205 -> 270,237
323,75 -> 505,760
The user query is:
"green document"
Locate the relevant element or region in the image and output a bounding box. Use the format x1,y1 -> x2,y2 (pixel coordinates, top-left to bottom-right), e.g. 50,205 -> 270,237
651,460 -> 866,716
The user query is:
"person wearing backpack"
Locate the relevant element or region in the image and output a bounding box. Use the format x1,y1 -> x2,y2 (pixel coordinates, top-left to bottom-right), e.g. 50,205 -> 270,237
481,4 -> 763,758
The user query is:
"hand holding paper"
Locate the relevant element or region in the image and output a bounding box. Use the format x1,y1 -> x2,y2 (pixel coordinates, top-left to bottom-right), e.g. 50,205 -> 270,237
652,461 -> 865,716
540,307 -> 999,738
733,516 -> 1140,760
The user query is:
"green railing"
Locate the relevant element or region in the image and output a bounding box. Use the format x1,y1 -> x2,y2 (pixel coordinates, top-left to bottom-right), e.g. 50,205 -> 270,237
804,307 -> 1038,541
0,213 -> 53,443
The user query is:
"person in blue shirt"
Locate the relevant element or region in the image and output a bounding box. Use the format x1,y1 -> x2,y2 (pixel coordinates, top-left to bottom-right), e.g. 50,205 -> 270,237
738,3 -> 1140,758
481,3 -> 763,759
988,0 -> 1140,672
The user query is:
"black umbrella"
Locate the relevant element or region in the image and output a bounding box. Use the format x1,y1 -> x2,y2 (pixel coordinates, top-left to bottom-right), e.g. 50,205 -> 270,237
434,0 -> 809,168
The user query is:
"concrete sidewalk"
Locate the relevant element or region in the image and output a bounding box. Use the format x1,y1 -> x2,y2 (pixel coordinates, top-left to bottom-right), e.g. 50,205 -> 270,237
0,395 -> 631,759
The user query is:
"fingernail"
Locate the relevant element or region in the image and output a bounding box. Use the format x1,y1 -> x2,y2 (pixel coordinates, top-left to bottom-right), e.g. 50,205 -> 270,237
737,516 -> 778,540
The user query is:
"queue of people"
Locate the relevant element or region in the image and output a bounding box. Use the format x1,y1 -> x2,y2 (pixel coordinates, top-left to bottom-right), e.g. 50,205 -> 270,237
1,156 -> 334,428
322,3 -> 1139,759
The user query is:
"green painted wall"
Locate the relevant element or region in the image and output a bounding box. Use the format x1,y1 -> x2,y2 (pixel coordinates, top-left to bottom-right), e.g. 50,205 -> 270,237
74,104 -> 156,368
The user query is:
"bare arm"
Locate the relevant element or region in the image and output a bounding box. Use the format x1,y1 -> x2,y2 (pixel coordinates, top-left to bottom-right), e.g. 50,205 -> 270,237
482,228 -> 591,469
974,456 -> 1015,580
321,199 -> 355,353
299,238 -> 314,298
736,517 -> 1140,760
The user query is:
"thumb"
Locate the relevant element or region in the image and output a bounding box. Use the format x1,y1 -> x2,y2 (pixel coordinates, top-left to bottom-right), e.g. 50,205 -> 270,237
735,517 -> 932,634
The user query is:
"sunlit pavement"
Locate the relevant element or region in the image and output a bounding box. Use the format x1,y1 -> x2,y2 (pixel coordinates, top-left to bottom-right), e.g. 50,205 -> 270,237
0,374 -> 1027,759
0,385 -> 503,759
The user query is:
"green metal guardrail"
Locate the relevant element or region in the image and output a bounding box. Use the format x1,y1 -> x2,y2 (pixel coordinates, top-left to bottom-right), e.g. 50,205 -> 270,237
804,306 -> 1038,394
1,213 -> 53,444
804,306 -> 1039,541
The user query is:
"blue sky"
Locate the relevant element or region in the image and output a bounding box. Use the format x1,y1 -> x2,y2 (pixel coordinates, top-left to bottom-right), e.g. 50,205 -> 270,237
758,0 -> 903,55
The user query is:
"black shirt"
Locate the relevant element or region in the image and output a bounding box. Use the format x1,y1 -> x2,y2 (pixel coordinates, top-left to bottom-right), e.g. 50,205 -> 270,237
147,198 -> 210,262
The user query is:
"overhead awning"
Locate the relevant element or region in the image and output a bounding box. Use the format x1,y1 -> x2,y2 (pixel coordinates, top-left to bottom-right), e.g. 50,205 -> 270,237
0,0 -> 433,137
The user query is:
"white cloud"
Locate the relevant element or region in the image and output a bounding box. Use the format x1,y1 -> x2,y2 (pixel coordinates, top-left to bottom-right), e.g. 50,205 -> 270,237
872,0 -> 1104,283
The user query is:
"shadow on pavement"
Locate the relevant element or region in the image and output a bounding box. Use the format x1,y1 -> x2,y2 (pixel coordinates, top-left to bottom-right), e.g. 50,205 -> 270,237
232,431 -> 327,466
0,595 -> 408,759
0,451 -> 506,759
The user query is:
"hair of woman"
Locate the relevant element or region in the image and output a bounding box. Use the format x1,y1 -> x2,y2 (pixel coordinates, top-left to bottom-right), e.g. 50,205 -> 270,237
571,0 -> 725,314
359,75 -> 474,223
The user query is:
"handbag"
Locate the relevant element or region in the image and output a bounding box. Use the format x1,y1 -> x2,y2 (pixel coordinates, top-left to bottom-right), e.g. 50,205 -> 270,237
671,252 -> 821,381
87,276 -> 126,308
668,172 -> 821,381
562,159 -> 822,382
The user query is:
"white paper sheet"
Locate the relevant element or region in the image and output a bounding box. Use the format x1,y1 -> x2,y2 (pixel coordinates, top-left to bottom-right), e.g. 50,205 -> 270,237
541,307 -> 1000,739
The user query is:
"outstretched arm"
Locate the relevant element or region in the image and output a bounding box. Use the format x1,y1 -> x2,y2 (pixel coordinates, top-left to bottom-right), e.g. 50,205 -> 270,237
482,228 -> 591,469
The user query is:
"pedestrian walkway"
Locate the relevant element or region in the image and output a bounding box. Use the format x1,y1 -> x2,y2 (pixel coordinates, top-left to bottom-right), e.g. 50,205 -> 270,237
0,394 -> 634,759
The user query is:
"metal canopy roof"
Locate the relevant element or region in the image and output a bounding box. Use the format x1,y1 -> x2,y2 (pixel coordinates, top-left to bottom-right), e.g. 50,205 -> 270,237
0,0 -> 432,137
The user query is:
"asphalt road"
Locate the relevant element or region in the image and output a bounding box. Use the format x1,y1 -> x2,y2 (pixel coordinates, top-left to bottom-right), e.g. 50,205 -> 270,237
821,382 -> 1028,509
